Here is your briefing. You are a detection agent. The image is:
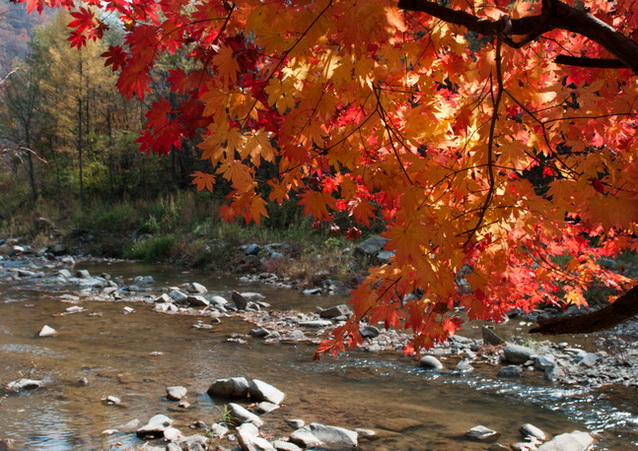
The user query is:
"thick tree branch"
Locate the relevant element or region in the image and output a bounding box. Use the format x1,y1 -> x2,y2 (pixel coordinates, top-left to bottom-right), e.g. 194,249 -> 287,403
398,0 -> 638,75
555,55 -> 628,69
530,284 -> 638,334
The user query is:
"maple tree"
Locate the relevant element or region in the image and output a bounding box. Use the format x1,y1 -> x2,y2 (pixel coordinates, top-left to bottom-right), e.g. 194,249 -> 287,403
16,0 -> 638,355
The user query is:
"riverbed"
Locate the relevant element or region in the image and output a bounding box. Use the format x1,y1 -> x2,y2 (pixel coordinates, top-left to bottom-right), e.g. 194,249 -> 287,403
0,256 -> 637,449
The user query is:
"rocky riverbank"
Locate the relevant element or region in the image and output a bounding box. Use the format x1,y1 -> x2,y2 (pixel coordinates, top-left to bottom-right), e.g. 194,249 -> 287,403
0,239 -> 637,449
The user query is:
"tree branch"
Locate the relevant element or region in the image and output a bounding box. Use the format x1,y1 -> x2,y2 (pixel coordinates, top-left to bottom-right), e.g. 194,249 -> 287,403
530,284 -> 638,334
555,55 -> 628,69
398,0 -> 638,75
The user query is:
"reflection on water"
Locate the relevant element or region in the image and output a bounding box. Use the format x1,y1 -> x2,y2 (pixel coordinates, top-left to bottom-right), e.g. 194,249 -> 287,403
0,261 -> 636,449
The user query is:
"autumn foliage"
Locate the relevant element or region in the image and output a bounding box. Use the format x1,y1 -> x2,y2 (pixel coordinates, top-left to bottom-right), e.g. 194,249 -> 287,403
17,0 -> 638,355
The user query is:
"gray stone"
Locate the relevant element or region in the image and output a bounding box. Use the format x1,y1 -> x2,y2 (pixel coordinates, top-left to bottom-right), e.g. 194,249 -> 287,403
241,292 -> 266,302
285,419 -> 305,429
57,269 -> 72,278
504,344 -> 535,364
319,304 -> 351,319
136,414 -> 173,439
534,354 -> 556,371
250,327 -> 271,338
245,243 -> 261,255
455,360 -> 475,373
465,425 -> 499,441
419,355 -> 444,371
169,290 -> 189,303
155,293 -> 172,303
38,325 -> 57,337
228,403 -> 264,426
185,295 -> 210,307
520,423 -> 548,441
544,365 -> 566,382
207,377 -> 249,399
188,282 -> 208,294
290,423 -> 358,449
255,402 -> 280,414
537,430 -> 594,450
354,236 -> 389,257
498,365 -> 522,378
104,395 -> 121,405
482,326 -> 506,346
175,434 -> 210,450
237,423 -> 275,451
209,423 -> 229,438
302,288 -> 322,296
359,325 -> 380,339
377,250 -> 395,262
75,269 -> 91,278
118,418 -> 141,433
249,379 -> 285,404
166,386 -> 187,401
232,291 -> 249,310
288,330 -> 306,340
210,295 -> 229,308
163,427 -> 184,441
6,379 -> 44,391
272,440 -> 302,451
578,353 -> 598,367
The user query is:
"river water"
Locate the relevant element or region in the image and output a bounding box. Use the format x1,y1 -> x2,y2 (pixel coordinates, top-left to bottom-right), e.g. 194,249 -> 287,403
0,259 -> 637,449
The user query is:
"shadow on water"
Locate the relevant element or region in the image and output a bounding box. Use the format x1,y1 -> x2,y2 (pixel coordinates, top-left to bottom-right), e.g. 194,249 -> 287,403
0,260 -> 635,449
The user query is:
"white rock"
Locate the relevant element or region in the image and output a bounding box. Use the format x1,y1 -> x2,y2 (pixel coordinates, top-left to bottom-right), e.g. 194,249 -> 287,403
38,325 -> 57,337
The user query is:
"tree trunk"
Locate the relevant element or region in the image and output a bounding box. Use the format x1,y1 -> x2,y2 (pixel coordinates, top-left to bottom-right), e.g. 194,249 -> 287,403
530,285 -> 638,334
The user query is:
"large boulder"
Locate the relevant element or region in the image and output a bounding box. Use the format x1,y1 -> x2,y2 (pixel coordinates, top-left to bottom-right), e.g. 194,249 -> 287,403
232,291 -> 249,310
237,423 -> 275,451
318,304 -> 351,319
207,377 -> 249,399
537,430 -> 594,450
249,379 -> 285,405
136,414 -> 173,439
228,403 -> 264,427
354,236 -> 389,257
290,423 -> 358,449
503,344 -> 535,364
419,356 -> 444,371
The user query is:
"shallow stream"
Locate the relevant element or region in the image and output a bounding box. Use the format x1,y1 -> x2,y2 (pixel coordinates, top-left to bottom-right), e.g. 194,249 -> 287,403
0,259 -> 637,449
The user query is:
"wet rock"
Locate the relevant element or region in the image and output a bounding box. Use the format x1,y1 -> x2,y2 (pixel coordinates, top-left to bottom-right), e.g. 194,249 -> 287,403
360,325 -> 380,339
175,434 -> 211,450
228,403 -> 264,426
537,430 -> 594,450
503,344 -> 535,364
255,401 -> 280,414
419,355 -> 444,371
76,269 -> 91,279
482,326 -> 506,346
272,440 -> 302,451
207,377 -> 249,399
163,427 -> 184,441
578,353 -> 598,367
169,289 -> 189,303
237,422 -> 275,451
232,291 -> 249,310
288,330 -> 306,341
241,292 -> 267,303
155,293 -> 172,303
78,377 -> 89,386
166,386 -> 187,401
6,379 -> 44,391
375,418 -> 421,432
455,360 -> 475,373
250,327 -> 271,338
534,354 -> 556,371
285,419 -> 305,429
134,275 -> 154,285
210,295 -> 228,308
57,269 -> 73,278
188,282 -> 208,294
520,423 -> 548,441
209,423 -> 229,438
302,288 -> 322,296
185,295 -> 210,308
136,414 -> 173,439
290,423 -> 358,449
318,304 -> 351,319
122,306 -> 135,314
249,379 -> 285,404
544,365 -> 566,382
465,425 -> 499,441
38,325 -> 57,337
498,365 -> 522,378
118,418 -> 141,433
103,395 -> 122,405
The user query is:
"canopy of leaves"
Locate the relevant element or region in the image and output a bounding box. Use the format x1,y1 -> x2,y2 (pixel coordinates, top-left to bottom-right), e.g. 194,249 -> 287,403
19,0 -> 638,356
